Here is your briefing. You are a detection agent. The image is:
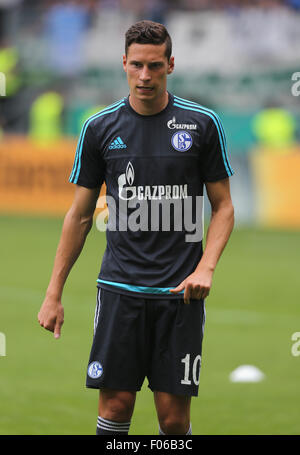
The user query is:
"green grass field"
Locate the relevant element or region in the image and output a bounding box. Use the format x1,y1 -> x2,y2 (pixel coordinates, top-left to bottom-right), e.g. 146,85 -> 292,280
0,214 -> 299,435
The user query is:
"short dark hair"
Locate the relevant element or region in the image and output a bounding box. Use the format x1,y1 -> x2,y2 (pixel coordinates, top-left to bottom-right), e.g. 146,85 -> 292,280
125,20 -> 172,61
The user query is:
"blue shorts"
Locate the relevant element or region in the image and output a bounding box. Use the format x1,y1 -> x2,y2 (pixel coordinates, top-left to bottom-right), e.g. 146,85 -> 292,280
86,287 -> 206,396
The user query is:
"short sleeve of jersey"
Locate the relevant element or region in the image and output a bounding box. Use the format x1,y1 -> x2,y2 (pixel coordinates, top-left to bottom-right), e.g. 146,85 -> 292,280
201,116 -> 234,182
69,122 -> 105,188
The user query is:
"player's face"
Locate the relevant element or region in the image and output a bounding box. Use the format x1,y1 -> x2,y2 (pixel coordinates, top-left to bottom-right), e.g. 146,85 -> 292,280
123,43 -> 174,105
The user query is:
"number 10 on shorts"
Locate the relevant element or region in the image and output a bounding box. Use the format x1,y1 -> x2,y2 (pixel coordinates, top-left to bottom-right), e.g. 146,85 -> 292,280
181,353 -> 201,386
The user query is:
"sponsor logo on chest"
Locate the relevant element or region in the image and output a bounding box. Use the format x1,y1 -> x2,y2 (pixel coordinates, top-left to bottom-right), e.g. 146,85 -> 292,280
167,116 -> 197,130
118,162 -> 188,201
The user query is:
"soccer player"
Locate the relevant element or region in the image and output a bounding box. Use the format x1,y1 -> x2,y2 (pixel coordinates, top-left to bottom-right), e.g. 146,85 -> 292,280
38,20 -> 234,435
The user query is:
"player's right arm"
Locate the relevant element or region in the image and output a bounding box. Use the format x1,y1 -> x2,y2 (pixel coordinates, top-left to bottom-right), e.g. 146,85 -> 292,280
38,185 -> 100,339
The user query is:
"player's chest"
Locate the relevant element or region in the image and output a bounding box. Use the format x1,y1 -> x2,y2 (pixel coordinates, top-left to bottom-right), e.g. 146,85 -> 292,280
102,119 -> 203,160
100,118 -> 204,186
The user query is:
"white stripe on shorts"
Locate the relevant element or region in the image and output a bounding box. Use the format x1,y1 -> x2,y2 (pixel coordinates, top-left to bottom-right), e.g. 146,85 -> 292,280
93,288 -> 102,336
202,301 -> 206,338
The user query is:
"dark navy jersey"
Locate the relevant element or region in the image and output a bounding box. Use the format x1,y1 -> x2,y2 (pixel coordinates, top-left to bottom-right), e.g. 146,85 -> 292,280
69,93 -> 234,299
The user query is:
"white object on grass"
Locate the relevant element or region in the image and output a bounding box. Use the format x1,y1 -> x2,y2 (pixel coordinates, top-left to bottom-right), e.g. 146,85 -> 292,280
229,365 -> 265,383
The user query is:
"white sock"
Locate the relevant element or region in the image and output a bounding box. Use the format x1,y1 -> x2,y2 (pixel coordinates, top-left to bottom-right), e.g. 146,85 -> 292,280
97,416 -> 131,435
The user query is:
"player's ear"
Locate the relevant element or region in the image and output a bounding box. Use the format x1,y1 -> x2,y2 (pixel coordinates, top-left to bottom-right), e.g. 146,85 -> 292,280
122,54 -> 127,73
167,56 -> 174,75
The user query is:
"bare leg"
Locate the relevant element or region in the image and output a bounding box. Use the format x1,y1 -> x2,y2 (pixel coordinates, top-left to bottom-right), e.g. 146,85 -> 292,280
96,388 -> 136,434
154,391 -> 191,435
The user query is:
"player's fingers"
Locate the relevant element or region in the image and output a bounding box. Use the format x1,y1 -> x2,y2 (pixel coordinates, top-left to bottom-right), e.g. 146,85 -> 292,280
54,318 -> 64,339
200,287 -> 210,299
203,288 -> 210,299
37,310 -> 46,326
169,282 -> 185,293
184,283 -> 192,305
193,285 -> 201,300
38,315 -> 54,332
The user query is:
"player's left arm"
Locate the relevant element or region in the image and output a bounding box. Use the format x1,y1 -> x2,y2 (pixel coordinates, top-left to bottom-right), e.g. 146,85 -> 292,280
170,178 -> 234,304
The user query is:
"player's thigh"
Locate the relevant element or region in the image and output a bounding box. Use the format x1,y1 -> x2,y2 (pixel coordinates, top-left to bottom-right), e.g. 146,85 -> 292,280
99,388 -> 137,421
154,391 -> 191,424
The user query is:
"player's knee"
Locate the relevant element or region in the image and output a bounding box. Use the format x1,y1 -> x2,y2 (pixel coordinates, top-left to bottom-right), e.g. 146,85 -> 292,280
101,393 -> 135,422
159,416 -> 190,435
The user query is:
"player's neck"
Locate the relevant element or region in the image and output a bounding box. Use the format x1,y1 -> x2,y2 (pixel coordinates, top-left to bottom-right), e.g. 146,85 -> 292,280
128,91 -> 169,116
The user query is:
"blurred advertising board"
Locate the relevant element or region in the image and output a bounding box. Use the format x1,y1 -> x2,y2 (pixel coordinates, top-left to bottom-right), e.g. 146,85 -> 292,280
0,136 -> 105,216
251,147 -> 300,229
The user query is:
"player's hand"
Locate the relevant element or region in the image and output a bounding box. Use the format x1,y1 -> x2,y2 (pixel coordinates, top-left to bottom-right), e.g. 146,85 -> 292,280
38,295 -> 64,339
170,268 -> 213,304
